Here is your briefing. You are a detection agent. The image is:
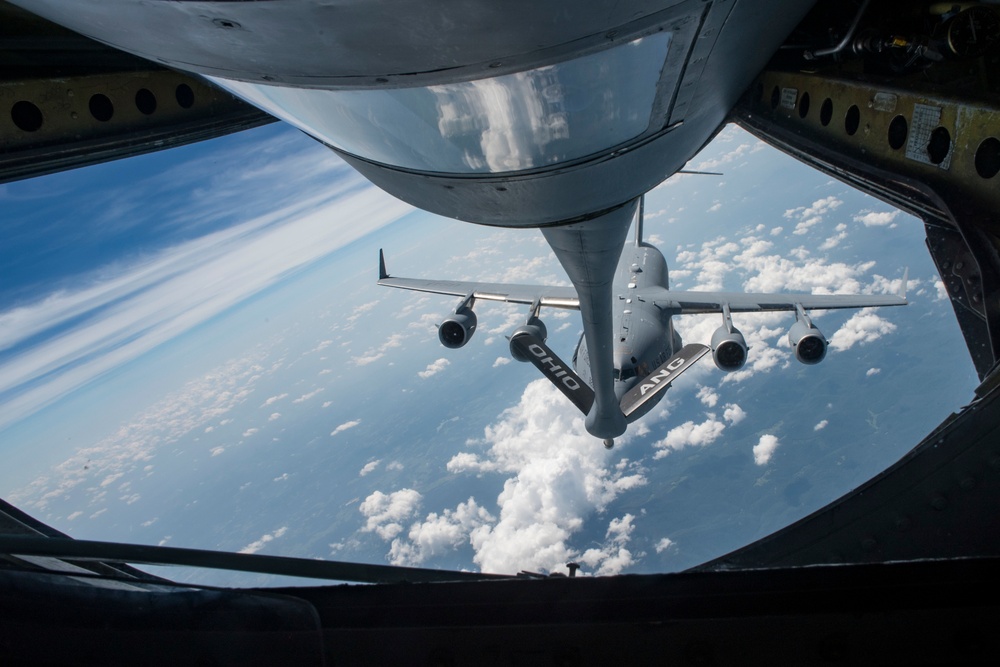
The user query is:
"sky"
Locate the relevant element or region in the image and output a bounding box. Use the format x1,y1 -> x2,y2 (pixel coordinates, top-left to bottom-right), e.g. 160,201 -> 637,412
0,120 -> 981,583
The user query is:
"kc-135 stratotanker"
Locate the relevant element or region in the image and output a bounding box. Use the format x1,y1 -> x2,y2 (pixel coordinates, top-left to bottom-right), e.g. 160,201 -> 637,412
379,197 -> 908,448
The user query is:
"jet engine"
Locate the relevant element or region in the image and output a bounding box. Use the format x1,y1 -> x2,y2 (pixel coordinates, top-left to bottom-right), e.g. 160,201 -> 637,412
710,324 -> 748,372
509,316 -> 548,362
439,306 -> 477,349
788,319 -> 827,364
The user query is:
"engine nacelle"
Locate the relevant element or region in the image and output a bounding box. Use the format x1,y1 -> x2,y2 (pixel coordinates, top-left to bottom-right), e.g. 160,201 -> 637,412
439,306 -> 477,349
509,317 -> 548,362
788,320 -> 827,364
710,324 -> 748,372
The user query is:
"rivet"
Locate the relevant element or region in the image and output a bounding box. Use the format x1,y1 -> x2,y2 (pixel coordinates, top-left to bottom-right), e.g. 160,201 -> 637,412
930,493 -> 948,511
70,111 -> 78,119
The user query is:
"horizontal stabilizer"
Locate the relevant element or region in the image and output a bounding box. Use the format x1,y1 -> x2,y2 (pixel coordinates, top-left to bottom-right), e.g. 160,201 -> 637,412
509,333 -> 594,415
620,344 -> 709,417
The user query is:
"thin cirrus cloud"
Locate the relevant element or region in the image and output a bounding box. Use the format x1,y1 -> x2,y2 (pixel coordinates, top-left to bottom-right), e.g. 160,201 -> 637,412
0,183 -> 413,433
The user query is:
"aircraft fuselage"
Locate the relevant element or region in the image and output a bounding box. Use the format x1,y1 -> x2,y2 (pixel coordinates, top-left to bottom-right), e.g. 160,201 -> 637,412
573,241 -> 683,423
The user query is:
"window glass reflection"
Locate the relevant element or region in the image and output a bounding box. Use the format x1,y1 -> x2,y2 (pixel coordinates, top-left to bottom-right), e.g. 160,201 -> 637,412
211,32 -> 671,173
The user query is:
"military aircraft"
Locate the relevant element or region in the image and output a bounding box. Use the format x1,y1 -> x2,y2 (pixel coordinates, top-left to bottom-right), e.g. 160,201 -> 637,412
378,197 -> 908,447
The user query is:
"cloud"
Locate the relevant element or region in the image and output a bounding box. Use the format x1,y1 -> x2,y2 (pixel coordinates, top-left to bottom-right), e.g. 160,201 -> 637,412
723,403 -> 746,424
386,498 -> 495,566
854,210 -> 899,227
828,309 -> 898,351
442,379 -> 648,574
238,526 -> 288,554
260,393 -> 288,407
359,460 -> 381,477
654,537 -> 675,553
577,514 -> 639,576
418,358 -> 451,379
7,350 -> 275,513
866,367 -> 881,377
0,183 -> 414,432
330,419 -> 361,436
493,356 -> 511,368
292,389 -> 324,403
242,427 -> 259,438
696,386 -> 719,407
814,420 -> 828,431
359,489 -> 423,540
652,415 -> 726,459
753,435 -> 780,465
352,333 -> 406,367
268,412 -> 281,422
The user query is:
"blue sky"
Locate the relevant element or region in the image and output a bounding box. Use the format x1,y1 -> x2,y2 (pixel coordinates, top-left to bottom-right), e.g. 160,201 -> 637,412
0,120 -> 981,580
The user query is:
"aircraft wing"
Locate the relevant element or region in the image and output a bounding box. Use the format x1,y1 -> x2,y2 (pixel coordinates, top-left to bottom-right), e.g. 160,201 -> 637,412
645,282 -> 907,314
377,250 -> 580,310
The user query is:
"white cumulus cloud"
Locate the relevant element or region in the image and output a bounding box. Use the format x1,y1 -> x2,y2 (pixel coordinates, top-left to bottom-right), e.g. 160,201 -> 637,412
697,386 -> 719,407
360,489 -> 423,540
655,537 -> 675,554
359,460 -> 381,477
829,309 -> 897,351
854,210 -> 899,227
418,358 -> 451,379
387,498 -> 495,566
443,380 -> 648,575
653,416 -> 726,459
723,403 -> 746,424
753,435 -> 780,465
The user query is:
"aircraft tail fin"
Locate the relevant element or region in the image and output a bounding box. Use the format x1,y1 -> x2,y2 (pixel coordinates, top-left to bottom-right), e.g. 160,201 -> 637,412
900,267 -> 909,301
378,249 -> 389,280
509,333 -> 594,415
620,344 -> 709,417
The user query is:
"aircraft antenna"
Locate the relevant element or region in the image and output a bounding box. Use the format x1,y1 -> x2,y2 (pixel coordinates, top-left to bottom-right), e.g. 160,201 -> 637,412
635,195 -> 644,247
